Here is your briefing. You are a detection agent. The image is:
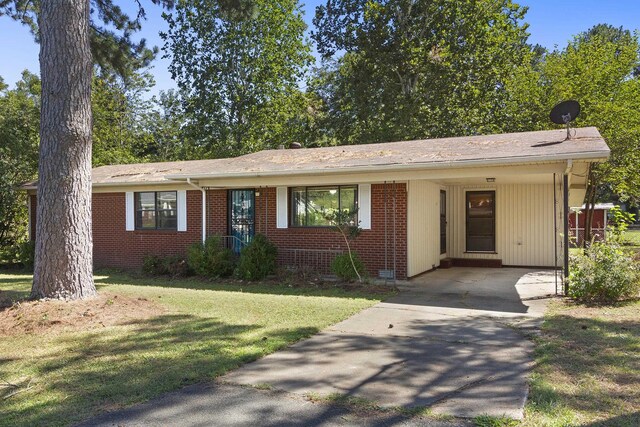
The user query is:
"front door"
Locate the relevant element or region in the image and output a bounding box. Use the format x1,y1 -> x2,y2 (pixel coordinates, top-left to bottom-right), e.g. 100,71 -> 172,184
228,189 -> 255,252
440,190 -> 447,254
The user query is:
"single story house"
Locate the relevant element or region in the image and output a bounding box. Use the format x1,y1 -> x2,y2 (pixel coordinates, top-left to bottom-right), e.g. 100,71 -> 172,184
24,127 -> 610,280
569,203 -> 614,246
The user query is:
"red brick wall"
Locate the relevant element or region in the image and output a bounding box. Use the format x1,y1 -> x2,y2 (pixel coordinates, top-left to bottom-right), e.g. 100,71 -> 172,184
251,184 -> 408,279
29,194 -> 37,239
29,184 -> 409,279
205,190 -> 227,236
91,191 -> 203,269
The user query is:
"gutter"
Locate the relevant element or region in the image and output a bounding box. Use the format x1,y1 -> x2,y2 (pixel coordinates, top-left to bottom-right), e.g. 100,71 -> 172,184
164,151 -> 609,181
186,178 -> 207,243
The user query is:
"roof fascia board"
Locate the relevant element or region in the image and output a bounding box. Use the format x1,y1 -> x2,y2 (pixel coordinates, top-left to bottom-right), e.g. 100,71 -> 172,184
191,163 -> 570,188
165,151 -> 609,181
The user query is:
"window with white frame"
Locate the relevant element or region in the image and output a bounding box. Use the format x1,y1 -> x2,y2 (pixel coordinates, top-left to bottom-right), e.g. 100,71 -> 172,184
135,191 -> 178,230
290,185 -> 357,227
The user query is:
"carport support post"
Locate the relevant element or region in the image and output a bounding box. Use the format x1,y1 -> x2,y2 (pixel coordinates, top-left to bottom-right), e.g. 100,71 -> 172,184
563,173 -> 570,294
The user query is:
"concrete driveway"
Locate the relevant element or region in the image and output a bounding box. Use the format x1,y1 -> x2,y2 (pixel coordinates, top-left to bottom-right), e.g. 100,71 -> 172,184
222,267 -> 558,419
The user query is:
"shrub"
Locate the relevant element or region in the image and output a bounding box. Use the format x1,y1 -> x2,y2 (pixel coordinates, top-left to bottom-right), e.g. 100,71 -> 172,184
18,240 -> 35,270
236,234 -> 277,280
187,236 -> 235,278
142,254 -> 168,276
569,240 -> 640,303
331,252 -> 366,282
163,255 -> 190,278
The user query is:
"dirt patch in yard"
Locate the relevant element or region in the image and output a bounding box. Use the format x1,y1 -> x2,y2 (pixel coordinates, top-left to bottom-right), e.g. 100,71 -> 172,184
0,292 -> 165,336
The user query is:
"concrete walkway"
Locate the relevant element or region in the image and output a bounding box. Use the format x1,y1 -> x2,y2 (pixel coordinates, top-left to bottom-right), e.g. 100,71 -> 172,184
81,267 -> 557,426
223,268 -> 557,420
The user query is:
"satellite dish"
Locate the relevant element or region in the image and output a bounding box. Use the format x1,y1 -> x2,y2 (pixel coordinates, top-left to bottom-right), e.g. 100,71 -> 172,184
550,100 -> 580,140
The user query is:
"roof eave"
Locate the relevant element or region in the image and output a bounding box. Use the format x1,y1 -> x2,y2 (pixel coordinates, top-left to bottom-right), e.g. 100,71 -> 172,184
165,151 -> 610,182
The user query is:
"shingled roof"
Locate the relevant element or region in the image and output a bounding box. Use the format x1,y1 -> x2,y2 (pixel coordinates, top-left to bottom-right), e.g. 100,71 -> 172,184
22,127 -> 609,188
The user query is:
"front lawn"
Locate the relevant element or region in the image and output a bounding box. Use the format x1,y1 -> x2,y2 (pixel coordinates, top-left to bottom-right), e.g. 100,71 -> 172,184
622,229 -> 640,251
524,299 -> 640,426
0,272 -> 389,427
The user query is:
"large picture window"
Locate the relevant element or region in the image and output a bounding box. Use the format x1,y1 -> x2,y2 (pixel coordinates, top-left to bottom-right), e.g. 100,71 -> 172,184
135,191 -> 177,230
466,191 -> 495,252
291,186 -> 357,227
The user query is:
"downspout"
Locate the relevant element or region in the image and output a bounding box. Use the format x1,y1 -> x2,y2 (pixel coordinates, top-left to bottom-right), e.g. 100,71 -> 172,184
187,178 -> 207,243
563,160 -> 573,294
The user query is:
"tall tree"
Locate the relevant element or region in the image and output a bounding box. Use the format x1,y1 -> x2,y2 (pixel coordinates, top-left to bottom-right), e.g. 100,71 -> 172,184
0,71 -> 40,261
33,0 -> 95,298
139,89 -> 193,161
1,0 -> 173,299
163,0 -> 313,157
541,25 -> 640,243
311,0 -> 531,144
92,71 -> 156,166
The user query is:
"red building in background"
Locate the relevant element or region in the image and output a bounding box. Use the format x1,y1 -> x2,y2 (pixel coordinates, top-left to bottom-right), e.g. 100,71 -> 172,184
569,203 -> 613,246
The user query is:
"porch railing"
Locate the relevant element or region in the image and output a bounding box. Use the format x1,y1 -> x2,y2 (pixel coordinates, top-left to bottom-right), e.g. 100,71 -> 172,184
217,235 -> 248,253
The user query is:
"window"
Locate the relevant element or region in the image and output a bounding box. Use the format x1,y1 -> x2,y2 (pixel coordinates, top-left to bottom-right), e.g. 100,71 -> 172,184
466,191 -> 495,252
291,186 -> 357,227
135,191 -> 177,230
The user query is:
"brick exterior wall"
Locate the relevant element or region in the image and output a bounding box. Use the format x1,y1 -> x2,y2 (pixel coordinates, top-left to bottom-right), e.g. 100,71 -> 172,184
91,191 -> 203,268
29,184 -> 409,279
250,184 -> 407,279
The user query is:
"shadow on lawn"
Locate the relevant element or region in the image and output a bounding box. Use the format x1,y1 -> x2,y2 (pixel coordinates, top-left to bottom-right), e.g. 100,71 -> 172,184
1,313 -> 320,427
0,290 -> 31,308
94,270 -> 391,300
582,412 -> 640,427
529,313 -> 639,423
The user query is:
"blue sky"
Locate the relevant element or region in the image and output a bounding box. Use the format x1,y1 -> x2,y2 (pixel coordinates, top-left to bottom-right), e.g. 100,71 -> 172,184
1,0 -> 639,94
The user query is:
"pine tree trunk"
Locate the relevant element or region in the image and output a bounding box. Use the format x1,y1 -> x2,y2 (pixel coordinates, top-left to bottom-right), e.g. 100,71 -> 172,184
31,0 -> 96,299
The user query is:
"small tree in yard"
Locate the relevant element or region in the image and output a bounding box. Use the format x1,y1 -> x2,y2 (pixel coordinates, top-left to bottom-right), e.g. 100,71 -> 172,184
569,206 -> 640,303
324,209 -> 364,283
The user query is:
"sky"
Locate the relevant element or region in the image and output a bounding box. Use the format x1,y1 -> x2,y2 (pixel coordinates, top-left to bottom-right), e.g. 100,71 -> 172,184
0,0 -> 639,95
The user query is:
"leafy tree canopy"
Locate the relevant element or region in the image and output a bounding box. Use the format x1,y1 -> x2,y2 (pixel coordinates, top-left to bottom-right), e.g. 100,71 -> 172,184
310,0 -> 532,144
162,0 -> 313,157
0,71 -> 40,261
0,0 -> 174,79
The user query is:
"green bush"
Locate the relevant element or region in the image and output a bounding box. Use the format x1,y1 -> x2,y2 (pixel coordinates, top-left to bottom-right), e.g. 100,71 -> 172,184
569,240 -> 640,303
142,254 -> 191,277
163,255 -> 190,278
187,236 -> 235,278
142,254 -> 168,276
236,234 -> 277,280
18,240 -> 35,270
331,252 -> 366,282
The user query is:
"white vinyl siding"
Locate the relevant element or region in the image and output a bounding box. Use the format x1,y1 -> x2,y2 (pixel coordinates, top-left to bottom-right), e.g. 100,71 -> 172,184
357,184 -> 371,230
447,183 -> 562,267
407,180 -> 441,276
276,187 -> 288,229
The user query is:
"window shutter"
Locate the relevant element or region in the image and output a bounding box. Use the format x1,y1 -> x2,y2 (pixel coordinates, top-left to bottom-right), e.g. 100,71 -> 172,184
177,190 -> 187,232
125,192 -> 135,231
276,187 -> 288,229
358,184 -> 371,230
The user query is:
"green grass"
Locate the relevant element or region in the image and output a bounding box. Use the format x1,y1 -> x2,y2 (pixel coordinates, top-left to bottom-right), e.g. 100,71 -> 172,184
523,299 -> 640,426
621,229 -> 640,247
0,272 -> 389,427
474,415 -> 519,427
